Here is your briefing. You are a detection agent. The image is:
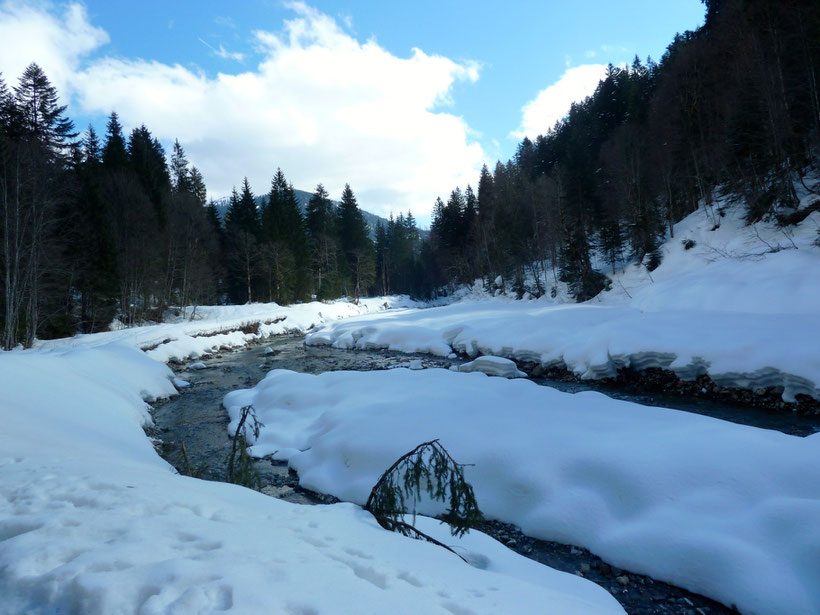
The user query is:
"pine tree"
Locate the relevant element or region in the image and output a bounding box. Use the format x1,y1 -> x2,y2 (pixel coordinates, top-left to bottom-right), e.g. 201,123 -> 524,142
224,180 -> 259,303
128,125 -> 170,226
82,125 -> 102,165
13,63 -> 76,151
170,139 -> 192,194
190,167 -> 207,207
336,184 -> 374,300
306,183 -> 338,299
259,169 -> 310,303
102,112 -> 128,170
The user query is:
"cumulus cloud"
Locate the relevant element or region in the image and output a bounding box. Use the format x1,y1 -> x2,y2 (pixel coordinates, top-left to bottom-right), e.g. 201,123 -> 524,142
1,1 -> 485,223
511,64 -> 608,140
0,1 -> 107,96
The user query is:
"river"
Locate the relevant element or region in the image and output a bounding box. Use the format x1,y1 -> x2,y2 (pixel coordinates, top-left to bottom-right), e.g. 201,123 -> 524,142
149,335 -> 819,615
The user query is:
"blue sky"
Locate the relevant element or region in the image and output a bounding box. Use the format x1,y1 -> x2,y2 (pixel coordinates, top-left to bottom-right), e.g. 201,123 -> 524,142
0,1 -> 703,223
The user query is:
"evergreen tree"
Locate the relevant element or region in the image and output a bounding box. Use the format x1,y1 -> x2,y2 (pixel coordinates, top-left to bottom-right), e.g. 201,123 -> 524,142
306,183 -> 338,299
82,125 -> 102,164
13,63 -> 76,151
259,169 -> 310,303
336,184 -> 374,300
102,112 -> 128,170
190,167 -> 207,207
170,139 -> 192,194
224,180 -> 259,303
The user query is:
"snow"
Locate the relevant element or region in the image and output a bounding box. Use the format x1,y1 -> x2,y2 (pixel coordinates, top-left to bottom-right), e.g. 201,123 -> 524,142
0,345 -> 622,614
31,296 -> 420,363
307,206 -> 820,401
225,367 -> 820,615
456,356 -> 526,378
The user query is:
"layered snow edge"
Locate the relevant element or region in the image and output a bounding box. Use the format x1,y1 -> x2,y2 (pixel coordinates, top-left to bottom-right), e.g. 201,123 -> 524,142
0,341 -> 623,614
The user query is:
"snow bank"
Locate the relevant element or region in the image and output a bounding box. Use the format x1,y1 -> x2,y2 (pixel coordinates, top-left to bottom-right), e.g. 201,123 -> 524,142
305,208 -> 820,402
599,204 -> 820,315
307,300 -> 820,402
306,204 -> 820,401
456,356 -> 526,378
31,296 -> 418,363
225,368 -> 820,615
0,344 -> 622,614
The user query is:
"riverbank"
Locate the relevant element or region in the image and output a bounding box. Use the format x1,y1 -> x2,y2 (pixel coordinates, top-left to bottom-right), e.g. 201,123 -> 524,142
0,339 -> 623,615
150,337 -> 734,615
224,348 -> 820,615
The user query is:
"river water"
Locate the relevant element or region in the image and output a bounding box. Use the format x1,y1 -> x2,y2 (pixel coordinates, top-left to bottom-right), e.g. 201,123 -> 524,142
149,335 -> 819,615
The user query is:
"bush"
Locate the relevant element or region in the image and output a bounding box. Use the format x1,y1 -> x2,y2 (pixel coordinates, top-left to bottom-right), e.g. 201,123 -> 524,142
681,238 -> 696,250
645,249 -> 663,272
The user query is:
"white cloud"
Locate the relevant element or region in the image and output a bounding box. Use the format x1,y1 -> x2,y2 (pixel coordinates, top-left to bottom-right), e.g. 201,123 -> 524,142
0,1 -> 108,97
2,1 -> 485,224
511,64 -> 608,140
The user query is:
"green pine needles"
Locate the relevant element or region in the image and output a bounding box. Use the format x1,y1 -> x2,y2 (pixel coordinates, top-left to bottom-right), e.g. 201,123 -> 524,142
226,405 -> 263,490
365,439 -> 483,561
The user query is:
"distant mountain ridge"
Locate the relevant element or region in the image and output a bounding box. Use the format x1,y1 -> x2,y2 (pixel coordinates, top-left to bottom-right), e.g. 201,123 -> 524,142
211,188 -> 426,240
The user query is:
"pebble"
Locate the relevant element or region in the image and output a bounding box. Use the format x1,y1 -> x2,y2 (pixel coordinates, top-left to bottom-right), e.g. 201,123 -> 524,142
616,575 -> 630,586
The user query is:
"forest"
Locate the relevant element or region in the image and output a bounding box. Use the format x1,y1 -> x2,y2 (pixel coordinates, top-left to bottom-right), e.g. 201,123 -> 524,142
1,0 -> 819,349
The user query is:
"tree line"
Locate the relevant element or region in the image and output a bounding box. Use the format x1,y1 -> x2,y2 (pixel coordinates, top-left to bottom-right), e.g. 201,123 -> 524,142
426,0 -> 820,300
0,63 -> 428,349
3,0 -> 818,347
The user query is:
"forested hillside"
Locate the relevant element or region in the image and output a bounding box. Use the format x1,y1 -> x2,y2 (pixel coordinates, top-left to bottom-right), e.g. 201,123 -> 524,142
0,66 -> 424,348
427,0 -> 820,300
2,0 -> 818,348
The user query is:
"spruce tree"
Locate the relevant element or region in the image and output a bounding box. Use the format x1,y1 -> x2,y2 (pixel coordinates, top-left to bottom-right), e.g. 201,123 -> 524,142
170,139 -> 192,194
224,180 -> 259,303
190,167 -> 207,207
306,184 -> 338,299
336,184 -> 374,300
13,63 -> 76,151
103,112 -> 128,170
260,169 -> 310,303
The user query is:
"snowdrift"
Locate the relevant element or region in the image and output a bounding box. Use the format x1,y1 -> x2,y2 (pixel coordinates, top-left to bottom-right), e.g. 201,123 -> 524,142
0,344 -> 622,614
225,367 -> 820,615
307,206 -> 820,401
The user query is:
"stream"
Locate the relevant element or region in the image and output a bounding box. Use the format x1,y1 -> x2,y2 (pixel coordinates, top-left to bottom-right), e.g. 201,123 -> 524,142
149,335 -> 820,615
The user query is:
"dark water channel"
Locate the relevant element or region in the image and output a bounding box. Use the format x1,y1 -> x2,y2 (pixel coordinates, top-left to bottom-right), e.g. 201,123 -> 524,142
150,335 -> 819,615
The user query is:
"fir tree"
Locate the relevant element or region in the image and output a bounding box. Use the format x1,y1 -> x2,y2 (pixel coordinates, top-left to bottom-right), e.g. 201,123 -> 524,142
224,180 -> 259,303
13,63 -> 76,151
336,184 -> 374,300
190,167 -> 207,207
170,139 -> 192,194
102,112 -> 128,170
306,184 -> 338,299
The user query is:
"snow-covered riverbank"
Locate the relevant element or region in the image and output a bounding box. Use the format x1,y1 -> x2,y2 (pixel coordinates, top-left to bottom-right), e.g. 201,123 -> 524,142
226,366 -> 820,615
31,296 -> 422,362
0,339 -> 623,614
306,206 -> 820,402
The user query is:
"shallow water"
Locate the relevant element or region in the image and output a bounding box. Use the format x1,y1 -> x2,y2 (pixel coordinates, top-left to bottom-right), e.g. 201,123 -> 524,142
150,336 -> 458,502
150,335 -> 816,615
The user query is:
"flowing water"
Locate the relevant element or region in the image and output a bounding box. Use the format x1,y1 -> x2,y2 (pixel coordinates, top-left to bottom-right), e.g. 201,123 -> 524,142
150,335 -> 819,615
